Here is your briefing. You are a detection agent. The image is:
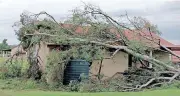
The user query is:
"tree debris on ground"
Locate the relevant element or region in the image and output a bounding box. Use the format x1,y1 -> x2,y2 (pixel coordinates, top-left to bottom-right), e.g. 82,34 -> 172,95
11,4 -> 180,91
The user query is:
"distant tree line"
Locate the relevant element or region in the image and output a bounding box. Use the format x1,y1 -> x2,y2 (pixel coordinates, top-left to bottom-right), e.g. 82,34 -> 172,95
0,39 -> 10,50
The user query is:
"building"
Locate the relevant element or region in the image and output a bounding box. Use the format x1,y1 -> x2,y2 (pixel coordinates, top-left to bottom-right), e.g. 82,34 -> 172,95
10,45 -> 27,59
10,23 -> 179,80
34,42 -> 130,80
0,49 -> 11,58
0,45 -> 27,59
167,45 -> 180,65
35,32 -> 180,80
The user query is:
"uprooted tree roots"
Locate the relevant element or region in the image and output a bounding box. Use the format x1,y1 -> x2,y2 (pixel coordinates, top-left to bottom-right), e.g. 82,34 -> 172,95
11,4 -> 180,91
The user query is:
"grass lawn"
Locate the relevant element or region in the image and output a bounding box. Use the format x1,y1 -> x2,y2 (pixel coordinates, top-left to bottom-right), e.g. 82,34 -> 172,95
0,89 -> 180,96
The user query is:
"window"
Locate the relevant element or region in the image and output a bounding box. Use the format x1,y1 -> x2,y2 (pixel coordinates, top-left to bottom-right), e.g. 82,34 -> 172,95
48,45 -> 71,52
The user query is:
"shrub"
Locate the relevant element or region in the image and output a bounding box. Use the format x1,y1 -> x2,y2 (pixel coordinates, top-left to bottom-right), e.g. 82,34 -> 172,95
158,81 -> 180,89
0,57 -> 6,63
0,78 -> 39,90
45,51 -> 67,87
0,59 -> 29,79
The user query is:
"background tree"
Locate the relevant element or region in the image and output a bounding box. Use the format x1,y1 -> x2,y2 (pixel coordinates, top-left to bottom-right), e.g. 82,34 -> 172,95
0,39 -> 10,50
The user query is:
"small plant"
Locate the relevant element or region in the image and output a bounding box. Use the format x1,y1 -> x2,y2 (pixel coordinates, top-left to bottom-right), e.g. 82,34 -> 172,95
158,81 -> 180,89
0,78 -> 40,90
0,59 -> 29,79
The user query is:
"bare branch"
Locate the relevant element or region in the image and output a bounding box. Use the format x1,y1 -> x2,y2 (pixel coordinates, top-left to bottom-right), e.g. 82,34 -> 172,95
111,49 -> 121,58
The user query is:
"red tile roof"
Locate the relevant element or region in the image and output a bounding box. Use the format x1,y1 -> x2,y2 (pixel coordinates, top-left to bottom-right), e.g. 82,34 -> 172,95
123,31 -> 180,63
60,23 -> 89,33
60,24 -> 172,47
60,24 -> 180,63
123,30 -> 174,47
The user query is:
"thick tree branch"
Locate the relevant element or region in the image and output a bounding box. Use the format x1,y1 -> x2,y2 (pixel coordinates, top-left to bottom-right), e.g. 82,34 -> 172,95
138,71 -> 180,89
24,32 -> 178,71
161,45 -> 180,59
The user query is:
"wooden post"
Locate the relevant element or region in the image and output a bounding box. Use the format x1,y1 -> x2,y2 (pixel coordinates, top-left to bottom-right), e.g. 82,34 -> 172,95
149,51 -> 153,68
0,51 -> 1,57
169,54 -> 172,61
2,51 -> 5,57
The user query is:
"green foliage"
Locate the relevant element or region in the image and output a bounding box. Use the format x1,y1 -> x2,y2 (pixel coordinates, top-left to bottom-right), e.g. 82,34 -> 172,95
0,59 -> 29,79
157,81 -> 180,89
70,45 -> 104,62
0,78 -> 46,90
124,68 -> 156,88
0,39 -> 10,50
67,77 -> 128,92
0,57 -> 6,63
128,41 -> 149,54
45,45 -> 104,87
45,50 -> 69,87
67,74 -> 89,92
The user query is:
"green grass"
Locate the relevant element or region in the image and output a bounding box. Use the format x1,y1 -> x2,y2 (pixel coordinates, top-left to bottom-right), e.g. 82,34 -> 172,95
0,57 -> 6,63
0,78 -> 48,90
0,89 -> 180,96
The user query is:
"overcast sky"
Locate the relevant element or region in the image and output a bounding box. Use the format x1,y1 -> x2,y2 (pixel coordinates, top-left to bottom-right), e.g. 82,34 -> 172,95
0,0 -> 179,45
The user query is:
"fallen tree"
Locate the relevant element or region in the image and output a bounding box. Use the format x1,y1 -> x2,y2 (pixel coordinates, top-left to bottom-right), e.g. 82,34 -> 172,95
12,4 -> 180,91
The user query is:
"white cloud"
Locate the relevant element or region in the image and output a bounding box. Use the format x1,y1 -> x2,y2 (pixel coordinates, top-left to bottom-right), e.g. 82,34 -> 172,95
169,40 -> 180,45
0,0 -> 179,44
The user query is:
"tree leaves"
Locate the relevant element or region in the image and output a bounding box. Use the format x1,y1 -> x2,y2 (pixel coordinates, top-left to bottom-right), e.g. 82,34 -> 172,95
0,39 -> 10,50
